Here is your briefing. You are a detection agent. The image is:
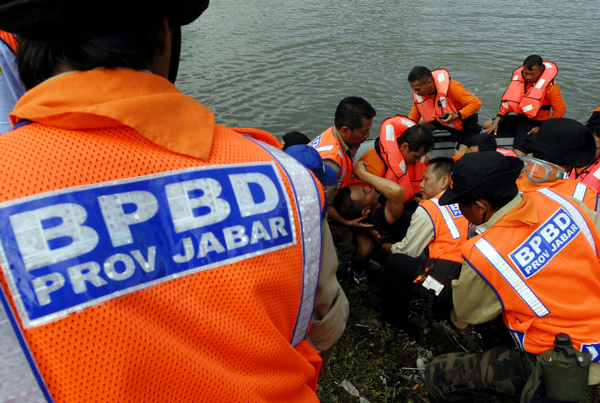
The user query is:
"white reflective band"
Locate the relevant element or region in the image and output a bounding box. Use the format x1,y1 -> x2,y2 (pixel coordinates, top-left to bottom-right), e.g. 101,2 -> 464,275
254,141 -> 322,347
573,182 -> 587,202
431,199 -> 461,239
513,74 -> 520,81
537,188 -> 596,254
475,238 -> 550,317
437,72 -> 445,82
420,156 -> 426,163
439,97 -> 447,108
400,118 -> 415,127
522,104 -> 534,112
593,168 -> 600,180
503,102 -> 509,109
399,160 -> 407,174
535,78 -> 546,89
543,62 -> 554,69
1,289 -> 53,402
385,125 -> 395,141
416,95 -> 423,103
315,145 -> 333,152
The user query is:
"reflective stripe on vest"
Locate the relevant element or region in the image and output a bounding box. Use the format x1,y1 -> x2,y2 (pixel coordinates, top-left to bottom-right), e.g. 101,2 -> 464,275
256,141 -> 323,347
536,187 -> 596,254
474,238 -> 550,317
1,288 -> 53,402
430,198 -> 461,240
572,182 -> 587,202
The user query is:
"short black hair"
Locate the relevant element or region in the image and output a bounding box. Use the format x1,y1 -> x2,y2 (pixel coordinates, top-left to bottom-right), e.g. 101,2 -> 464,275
523,55 -> 544,70
467,133 -> 497,152
332,187 -> 364,220
426,157 -> 454,179
407,66 -> 432,83
334,97 -> 376,131
397,124 -> 435,153
17,19 -> 166,89
461,185 -> 518,211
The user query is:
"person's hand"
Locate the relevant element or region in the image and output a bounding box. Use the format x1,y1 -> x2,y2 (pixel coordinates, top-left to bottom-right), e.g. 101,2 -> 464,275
382,242 -> 393,254
483,117 -> 501,135
352,161 -> 368,178
527,126 -> 540,135
441,113 -> 459,124
369,228 -> 389,242
345,214 -> 374,228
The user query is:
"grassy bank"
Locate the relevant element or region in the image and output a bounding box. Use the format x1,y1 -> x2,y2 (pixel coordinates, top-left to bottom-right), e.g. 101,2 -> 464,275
316,279 -> 599,403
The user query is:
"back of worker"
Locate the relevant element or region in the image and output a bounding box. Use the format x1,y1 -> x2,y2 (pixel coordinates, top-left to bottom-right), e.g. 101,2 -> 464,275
0,1 -> 328,402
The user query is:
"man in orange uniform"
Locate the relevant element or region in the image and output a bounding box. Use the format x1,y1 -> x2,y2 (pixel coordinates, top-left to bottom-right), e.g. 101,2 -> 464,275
517,118 -> 599,212
0,1 -> 348,402
351,115 -> 434,203
571,105 -> 600,192
379,157 -> 468,332
408,66 -> 482,155
483,55 -> 566,156
425,152 -> 600,401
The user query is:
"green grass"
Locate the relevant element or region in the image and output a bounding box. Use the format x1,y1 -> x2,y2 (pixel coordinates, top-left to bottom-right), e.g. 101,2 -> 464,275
317,280 -> 600,403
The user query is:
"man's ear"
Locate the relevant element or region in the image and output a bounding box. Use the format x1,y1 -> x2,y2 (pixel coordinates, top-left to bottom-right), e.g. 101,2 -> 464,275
361,207 -> 371,216
440,175 -> 450,190
475,199 -> 490,215
338,126 -> 351,138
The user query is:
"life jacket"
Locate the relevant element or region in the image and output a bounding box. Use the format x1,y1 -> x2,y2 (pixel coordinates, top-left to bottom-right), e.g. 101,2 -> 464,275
413,69 -> 463,131
497,147 -> 518,157
517,173 -> 599,212
309,126 -> 353,193
419,194 -> 469,262
500,62 -> 558,119
0,72 -> 325,401
571,159 -> 600,193
377,115 -> 426,200
463,190 -> 600,359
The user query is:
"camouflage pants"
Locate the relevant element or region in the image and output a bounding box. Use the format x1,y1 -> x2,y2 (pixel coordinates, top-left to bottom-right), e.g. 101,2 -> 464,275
425,346 -> 537,402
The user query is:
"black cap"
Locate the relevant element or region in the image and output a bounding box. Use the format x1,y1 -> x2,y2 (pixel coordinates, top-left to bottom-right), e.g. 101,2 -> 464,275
521,118 -> 596,168
0,0 -> 209,36
439,152 -> 524,206
281,131 -> 310,151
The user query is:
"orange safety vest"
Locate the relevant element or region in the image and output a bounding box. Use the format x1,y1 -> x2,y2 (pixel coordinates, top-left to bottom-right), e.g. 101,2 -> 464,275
378,115 -> 425,200
517,173 -> 599,212
419,194 -> 469,262
571,159 -> 600,193
0,70 -> 325,402
463,190 -> 600,358
500,62 -> 558,119
413,69 -> 463,131
309,126 -> 353,193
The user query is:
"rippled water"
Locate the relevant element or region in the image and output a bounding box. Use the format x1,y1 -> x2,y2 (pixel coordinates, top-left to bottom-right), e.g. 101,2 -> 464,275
177,0 -> 600,139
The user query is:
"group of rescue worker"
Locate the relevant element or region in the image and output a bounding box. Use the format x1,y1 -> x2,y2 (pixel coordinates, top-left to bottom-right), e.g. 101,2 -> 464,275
299,53 -> 600,401
0,0 -> 599,402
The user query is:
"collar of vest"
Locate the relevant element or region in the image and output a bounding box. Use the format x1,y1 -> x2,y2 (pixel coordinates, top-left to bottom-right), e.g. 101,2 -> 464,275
11,69 -> 216,161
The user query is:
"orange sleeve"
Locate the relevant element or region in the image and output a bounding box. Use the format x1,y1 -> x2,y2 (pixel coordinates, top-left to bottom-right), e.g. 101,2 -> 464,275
0,30 -> 17,53
348,147 -> 385,188
547,82 -> 566,118
595,104 -> 600,113
408,102 -> 420,122
449,80 -> 481,119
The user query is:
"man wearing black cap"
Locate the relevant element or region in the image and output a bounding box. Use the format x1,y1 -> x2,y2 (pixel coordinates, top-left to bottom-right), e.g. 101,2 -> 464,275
517,117 -> 599,212
0,1 -> 348,401
424,152 -> 600,402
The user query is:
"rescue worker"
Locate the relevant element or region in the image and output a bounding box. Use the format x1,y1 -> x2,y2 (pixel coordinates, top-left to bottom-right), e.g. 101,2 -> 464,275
407,66 -> 482,155
350,115 -> 435,203
0,29 -> 25,132
380,157 -> 468,331
426,152 -> 600,402
517,118 -> 599,212
452,133 -> 517,161
0,1 -> 348,401
570,105 -> 600,192
309,96 -> 376,266
483,55 -> 566,156
332,161 -> 405,282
